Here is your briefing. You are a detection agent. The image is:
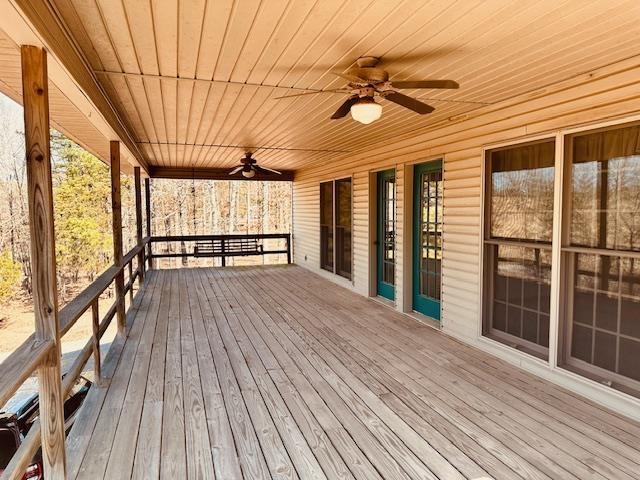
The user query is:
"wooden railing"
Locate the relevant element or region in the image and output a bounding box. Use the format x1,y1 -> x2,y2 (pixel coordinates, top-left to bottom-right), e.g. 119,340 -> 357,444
149,233 -> 292,265
0,238 -> 150,480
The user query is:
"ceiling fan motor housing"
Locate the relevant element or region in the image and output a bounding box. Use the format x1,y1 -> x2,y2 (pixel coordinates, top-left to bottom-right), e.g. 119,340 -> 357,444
241,154 -> 257,165
347,67 -> 388,84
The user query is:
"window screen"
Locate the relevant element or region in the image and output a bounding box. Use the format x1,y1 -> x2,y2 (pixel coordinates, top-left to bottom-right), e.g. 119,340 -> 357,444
484,140 -> 555,356
564,124 -> 640,389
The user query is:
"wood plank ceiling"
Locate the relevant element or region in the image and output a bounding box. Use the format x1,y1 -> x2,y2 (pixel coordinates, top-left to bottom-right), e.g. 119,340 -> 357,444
0,28 -> 111,163
50,0 -> 640,172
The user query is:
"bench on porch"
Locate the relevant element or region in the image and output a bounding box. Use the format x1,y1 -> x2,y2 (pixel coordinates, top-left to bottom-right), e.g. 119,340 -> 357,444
149,233 -> 292,266
194,237 -> 264,262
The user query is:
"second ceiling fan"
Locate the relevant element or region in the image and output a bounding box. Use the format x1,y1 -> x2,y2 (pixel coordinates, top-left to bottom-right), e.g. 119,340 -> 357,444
275,57 -> 459,124
229,152 -> 282,178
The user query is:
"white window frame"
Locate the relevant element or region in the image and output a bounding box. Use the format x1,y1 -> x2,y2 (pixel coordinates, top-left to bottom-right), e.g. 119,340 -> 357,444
477,114 -> 640,420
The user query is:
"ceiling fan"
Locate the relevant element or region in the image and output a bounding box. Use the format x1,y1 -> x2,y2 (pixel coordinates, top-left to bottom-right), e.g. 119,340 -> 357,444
229,152 -> 282,178
274,57 -> 459,124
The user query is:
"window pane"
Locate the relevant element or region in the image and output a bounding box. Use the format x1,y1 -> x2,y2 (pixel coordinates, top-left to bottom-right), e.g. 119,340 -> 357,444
565,124 -> 640,391
619,338 -> 640,382
484,141 -> 554,357
572,324 -> 593,363
490,141 -> 555,242
487,244 -> 551,350
570,125 -> 640,251
382,175 -> 395,286
569,251 -> 640,386
335,178 -> 352,280
320,182 -> 333,272
418,170 -> 442,300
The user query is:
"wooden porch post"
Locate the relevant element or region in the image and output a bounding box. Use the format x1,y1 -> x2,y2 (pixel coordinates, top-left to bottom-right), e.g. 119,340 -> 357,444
110,141 -> 126,334
21,45 -> 67,479
145,178 -> 153,269
134,167 -> 144,281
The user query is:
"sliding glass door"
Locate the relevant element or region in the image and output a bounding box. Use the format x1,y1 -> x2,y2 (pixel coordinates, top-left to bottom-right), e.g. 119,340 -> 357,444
335,178 -> 352,279
320,181 -> 334,272
320,178 -> 352,280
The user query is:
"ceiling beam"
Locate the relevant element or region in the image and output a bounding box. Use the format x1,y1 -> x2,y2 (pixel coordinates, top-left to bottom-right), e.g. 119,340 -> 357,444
150,166 -> 294,182
137,141 -> 350,154
12,0 -> 150,174
95,70 -> 491,105
95,70 -> 326,94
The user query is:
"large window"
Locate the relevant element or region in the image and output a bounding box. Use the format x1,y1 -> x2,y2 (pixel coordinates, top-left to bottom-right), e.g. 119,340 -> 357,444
483,140 -> 555,358
561,124 -> 640,393
320,178 -> 352,279
482,123 -> 640,397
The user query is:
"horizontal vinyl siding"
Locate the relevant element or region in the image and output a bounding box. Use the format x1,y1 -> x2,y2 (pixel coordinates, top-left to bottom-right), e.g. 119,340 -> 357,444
293,59 -> 640,344
441,152 -> 482,340
352,172 -> 369,295
292,181 -> 319,269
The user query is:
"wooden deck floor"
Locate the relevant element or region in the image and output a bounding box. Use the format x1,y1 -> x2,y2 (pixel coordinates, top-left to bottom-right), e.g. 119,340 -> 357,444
67,266 -> 640,480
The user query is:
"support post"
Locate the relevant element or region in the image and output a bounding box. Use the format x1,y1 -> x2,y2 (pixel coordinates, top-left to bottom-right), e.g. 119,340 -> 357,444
134,167 -> 144,281
110,141 -> 126,335
21,45 -> 67,479
145,178 -> 153,270
286,233 -> 292,264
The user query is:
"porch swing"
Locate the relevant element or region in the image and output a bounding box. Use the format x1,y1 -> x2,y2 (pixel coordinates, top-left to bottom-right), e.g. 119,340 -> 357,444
193,177 -> 264,264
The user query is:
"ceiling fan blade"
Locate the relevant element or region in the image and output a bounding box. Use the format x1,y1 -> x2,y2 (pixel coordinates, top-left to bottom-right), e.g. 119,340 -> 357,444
331,71 -> 368,84
384,91 -> 434,114
229,166 -> 243,175
255,165 -> 282,175
273,88 -> 349,100
391,80 -> 459,90
331,96 -> 360,119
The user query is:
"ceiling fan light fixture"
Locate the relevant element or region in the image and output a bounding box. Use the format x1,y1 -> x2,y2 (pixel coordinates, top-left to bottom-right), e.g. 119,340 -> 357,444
242,168 -> 256,178
350,97 -> 382,124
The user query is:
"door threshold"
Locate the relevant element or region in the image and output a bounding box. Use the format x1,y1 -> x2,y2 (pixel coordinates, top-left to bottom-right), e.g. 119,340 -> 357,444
407,311 -> 441,330
372,295 -> 395,308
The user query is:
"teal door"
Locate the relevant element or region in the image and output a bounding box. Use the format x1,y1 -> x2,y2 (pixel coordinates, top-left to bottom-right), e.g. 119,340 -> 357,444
377,170 -> 395,300
413,161 -> 443,319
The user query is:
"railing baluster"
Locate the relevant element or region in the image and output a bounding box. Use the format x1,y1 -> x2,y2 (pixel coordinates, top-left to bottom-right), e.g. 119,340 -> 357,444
221,238 -> 226,267
91,299 -> 102,387
128,262 -> 134,303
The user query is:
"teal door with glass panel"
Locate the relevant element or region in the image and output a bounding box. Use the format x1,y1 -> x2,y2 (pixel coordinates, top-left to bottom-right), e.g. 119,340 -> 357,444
377,169 -> 395,300
413,160 -> 443,319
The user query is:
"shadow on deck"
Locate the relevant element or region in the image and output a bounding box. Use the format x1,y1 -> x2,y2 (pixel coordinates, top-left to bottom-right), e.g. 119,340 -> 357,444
67,265 -> 640,480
